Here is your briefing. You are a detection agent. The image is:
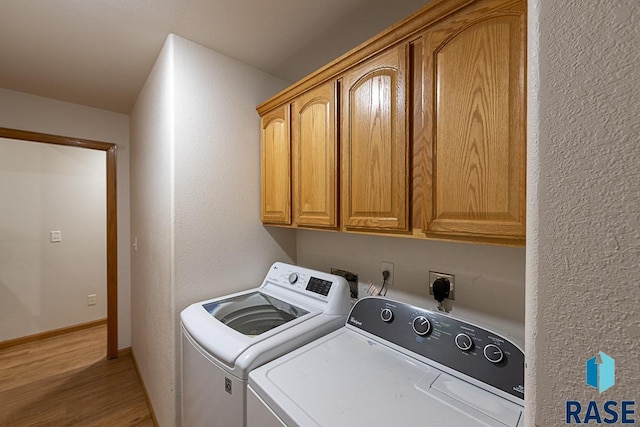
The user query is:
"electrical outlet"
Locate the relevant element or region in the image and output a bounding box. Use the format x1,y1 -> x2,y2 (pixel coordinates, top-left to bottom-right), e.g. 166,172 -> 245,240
429,271 -> 455,300
380,261 -> 394,287
87,294 -> 97,306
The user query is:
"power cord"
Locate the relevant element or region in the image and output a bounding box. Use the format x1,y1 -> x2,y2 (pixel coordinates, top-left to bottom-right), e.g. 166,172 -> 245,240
378,270 -> 390,296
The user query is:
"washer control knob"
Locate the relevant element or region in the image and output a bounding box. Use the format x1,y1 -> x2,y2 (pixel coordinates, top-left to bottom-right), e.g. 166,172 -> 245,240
455,333 -> 474,351
380,308 -> 394,323
288,272 -> 299,284
484,344 -> 504,363
412,315 -> 432,336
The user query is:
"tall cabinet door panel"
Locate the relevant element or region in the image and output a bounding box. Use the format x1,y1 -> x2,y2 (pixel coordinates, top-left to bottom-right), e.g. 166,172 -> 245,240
342,46 -> 409,231
261,105 -> 291,224
424,4 -> 526,238
292,82 -> 338,228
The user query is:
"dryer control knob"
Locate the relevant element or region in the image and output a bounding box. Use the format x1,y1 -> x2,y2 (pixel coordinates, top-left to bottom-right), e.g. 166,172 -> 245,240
380,308 -> 394,322
484,344 -> 504,364
455,333 -> 474,351
412,315 -> 432,336
288,272 -> 299,284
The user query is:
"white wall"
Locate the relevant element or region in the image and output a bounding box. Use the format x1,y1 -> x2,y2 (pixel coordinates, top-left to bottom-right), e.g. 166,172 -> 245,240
0,88 -> 131,348
130,34 -> 296,426
0,139 -> 106,341
130,37 -> 176,426
526,1 -> 640,425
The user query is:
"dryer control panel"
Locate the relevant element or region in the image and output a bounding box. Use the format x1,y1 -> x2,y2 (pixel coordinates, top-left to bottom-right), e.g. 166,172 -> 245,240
347,297 -> 524,400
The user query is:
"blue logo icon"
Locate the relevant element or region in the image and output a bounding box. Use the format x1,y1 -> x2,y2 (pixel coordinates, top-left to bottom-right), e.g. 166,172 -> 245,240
586,352 -> 615,393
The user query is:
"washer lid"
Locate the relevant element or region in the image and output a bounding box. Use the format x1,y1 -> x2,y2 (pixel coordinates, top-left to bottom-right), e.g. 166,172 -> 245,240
203,292 -> 309,337
249,329 -> 523,427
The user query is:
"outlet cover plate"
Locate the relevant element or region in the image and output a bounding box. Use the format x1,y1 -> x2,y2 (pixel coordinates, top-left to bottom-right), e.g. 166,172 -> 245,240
429,271 -> 455,300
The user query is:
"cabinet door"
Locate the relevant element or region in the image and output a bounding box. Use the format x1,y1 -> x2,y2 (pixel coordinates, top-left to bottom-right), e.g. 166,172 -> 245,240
342,46 -> 409,231
260,105 -> 291,224
292,81 -> 338,228
423,2 -> 526,239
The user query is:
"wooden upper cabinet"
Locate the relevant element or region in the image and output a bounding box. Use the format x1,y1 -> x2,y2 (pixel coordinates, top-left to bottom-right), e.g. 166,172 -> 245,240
257,0 -> 526,245
423,1 -> 526,239
291,81 -> 338,228
341,45 -> 409,231
260,105 -> 291,224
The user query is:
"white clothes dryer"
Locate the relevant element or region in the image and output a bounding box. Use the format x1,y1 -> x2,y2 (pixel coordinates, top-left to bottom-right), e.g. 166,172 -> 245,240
247,296 -> 525,427
180,262 -> 351,427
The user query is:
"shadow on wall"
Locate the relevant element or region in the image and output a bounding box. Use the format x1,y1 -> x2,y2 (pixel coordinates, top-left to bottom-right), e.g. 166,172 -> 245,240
0,284 -> 31,343
264,227 -> 297,262
0,233 -> 35,342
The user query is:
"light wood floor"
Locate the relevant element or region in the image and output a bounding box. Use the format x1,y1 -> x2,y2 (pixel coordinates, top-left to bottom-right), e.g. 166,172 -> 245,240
0,324 -> 153,426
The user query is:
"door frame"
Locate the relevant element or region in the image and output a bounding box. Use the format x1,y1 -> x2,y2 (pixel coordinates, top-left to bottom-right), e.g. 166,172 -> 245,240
0,127 -> 118,359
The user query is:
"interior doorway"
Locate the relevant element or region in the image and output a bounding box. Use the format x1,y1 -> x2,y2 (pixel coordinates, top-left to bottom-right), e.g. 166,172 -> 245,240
0,127 -> 118,359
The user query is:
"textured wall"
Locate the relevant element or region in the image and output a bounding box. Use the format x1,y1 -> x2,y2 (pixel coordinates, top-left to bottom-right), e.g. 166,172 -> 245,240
171,35 -> 295,307
130,38 -> 176,426
0,88 -> 131,348
525,0 -> 541,420
526,0 -> 640,425
0,139 -> 106,341
130,34 -> 296,426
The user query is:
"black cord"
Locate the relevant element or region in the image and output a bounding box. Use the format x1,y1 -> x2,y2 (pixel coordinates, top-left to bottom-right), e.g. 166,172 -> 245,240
379,270 -> 390,296
378,279 -> 387,296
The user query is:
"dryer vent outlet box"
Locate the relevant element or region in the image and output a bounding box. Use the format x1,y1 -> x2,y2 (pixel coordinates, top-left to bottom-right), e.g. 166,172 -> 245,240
331,268 -> 359,299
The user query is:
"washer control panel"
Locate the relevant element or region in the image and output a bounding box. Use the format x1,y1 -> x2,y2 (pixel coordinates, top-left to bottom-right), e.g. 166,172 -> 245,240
266,263 -> 346,301
346,297 -> 524,400
305,277 -> 333,297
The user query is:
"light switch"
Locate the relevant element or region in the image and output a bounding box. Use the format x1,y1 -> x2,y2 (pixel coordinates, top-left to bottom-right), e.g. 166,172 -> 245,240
50,231 -> 62,243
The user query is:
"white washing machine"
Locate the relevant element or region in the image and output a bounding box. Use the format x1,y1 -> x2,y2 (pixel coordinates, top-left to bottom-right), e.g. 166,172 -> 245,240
247,296 -> 525,427
180,262 -> 351,427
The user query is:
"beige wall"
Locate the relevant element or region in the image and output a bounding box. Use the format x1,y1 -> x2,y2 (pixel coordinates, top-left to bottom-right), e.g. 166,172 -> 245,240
0,139 -> 106,341
526,0 -> 640,425
130,34 -> 295,426
297,232 -> 525,345
0,88 -> 131,348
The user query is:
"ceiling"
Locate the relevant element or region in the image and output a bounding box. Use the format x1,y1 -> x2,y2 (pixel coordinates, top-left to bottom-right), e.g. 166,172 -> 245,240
0,0 -> 428,114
